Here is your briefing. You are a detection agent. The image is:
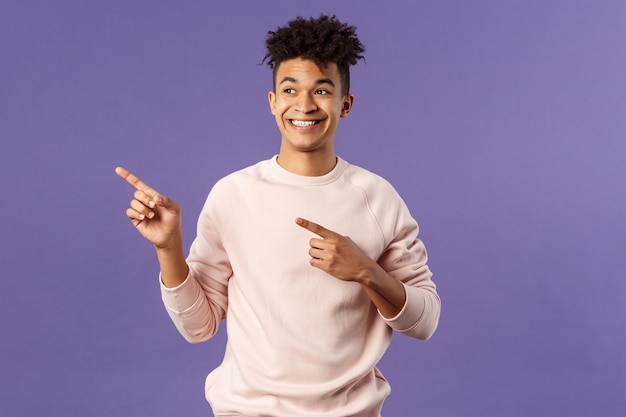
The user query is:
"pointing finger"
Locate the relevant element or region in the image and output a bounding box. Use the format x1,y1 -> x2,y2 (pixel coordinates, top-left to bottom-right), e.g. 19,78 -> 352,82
295,217 -> 338,239
115,166 -> 159,197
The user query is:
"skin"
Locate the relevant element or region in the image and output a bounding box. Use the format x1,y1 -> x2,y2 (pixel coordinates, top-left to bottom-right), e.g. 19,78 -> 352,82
268,58 -> 353,176
115,166 -> 188,288
116,57 -> 407,318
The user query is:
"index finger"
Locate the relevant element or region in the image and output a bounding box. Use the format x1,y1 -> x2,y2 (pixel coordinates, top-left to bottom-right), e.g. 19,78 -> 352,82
115,166 -> 156,194
295,217 -> 338,239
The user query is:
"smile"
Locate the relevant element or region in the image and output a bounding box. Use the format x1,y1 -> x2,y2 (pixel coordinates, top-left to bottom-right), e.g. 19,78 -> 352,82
290,119 -> 320,127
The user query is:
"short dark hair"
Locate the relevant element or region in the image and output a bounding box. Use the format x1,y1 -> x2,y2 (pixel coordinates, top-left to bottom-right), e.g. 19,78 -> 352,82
263,14 -> 365,95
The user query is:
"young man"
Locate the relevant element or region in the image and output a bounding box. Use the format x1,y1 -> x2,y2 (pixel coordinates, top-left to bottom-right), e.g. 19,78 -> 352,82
116,15 -> 440,417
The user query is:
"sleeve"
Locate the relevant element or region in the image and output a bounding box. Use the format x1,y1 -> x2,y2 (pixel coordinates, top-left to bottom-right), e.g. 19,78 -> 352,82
375,190 -> 441,341
160,184 -> 232,343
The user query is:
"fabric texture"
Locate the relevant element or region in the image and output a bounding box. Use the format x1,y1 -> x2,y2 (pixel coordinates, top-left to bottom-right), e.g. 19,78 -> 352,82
161,156 -> 440,417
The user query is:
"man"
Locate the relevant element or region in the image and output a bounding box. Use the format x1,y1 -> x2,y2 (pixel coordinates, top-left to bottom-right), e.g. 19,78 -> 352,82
116,14 -> 440,417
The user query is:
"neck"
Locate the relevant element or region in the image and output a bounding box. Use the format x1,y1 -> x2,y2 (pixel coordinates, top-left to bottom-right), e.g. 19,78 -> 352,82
276,147 -> 337,176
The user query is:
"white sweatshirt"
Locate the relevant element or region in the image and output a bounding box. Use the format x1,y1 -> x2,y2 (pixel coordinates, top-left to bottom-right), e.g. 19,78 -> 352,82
161,156 -> 440,417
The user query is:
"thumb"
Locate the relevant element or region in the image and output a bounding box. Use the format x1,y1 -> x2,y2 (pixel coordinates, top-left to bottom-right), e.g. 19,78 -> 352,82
154,194 -> 180,213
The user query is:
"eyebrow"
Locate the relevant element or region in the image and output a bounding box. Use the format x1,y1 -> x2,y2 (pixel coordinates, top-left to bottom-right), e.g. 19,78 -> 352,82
278,76 -> 335,87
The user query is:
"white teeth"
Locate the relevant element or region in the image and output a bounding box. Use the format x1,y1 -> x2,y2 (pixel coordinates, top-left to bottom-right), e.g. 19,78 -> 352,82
291,120 -> 317,127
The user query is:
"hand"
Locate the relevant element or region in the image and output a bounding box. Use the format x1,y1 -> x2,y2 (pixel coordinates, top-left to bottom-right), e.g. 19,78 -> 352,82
295,217 -> 376,283
296,217 -> 408,317
115,167 -> 182,249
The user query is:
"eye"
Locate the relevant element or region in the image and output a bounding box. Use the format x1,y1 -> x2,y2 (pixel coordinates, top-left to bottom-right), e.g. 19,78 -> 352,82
283,88 -> 295,94
315,89 -> 329,95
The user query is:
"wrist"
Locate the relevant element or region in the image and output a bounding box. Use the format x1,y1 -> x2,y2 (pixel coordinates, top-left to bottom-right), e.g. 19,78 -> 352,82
154,231 -> 183,252
357,260 -> 382,287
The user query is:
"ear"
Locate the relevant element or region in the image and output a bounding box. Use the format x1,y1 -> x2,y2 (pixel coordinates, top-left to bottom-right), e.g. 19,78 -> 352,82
268,90 -> 277,115
340,94 -> 354,118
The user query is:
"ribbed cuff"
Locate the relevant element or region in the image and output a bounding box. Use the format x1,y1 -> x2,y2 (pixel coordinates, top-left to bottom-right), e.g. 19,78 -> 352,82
380,283 -> 425,332
160,272 -> 202,312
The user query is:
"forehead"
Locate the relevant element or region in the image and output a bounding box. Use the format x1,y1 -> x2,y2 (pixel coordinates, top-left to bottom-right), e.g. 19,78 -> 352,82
275,58 -> 341,85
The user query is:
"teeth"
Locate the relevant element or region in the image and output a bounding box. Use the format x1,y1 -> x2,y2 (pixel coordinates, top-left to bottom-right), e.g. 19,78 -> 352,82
291,120 -> 317,127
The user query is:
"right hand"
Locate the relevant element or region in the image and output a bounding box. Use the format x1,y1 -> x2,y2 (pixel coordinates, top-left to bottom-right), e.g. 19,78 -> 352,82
115,166 -> 182,249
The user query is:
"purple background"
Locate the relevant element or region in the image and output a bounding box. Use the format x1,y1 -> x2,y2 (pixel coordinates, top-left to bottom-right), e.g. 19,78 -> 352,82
2,1 -> 625,416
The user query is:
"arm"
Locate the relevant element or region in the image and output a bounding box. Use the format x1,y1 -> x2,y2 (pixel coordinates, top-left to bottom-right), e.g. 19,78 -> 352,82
296,217 -> 440,340
115,167 -> 188,287
295,217 -> 406,318
116,167 -> 227,343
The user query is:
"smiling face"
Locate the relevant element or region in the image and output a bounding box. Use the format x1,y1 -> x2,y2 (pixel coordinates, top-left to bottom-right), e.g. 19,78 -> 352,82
268,58 -> 354,173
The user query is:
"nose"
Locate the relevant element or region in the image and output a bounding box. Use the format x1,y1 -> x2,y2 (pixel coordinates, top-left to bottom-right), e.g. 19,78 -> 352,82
295,93 -> 317,113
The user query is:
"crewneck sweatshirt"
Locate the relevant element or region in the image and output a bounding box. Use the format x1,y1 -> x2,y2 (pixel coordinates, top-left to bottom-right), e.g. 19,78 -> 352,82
161,156 -> 440,417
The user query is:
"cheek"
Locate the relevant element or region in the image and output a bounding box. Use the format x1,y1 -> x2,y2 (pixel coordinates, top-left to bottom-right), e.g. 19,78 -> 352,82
273,102 -> 289,117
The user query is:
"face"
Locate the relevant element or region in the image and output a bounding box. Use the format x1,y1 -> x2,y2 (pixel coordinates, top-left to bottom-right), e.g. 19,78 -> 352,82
268,58 -> 354,157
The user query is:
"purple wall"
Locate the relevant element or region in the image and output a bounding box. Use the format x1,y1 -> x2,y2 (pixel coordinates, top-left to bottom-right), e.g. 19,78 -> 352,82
2,1 -> 624,416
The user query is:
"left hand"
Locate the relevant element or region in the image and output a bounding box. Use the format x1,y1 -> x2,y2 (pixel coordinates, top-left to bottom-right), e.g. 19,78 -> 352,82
295,217 -> 375,283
